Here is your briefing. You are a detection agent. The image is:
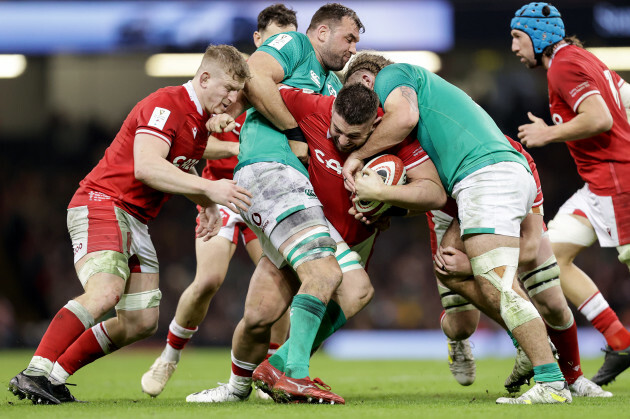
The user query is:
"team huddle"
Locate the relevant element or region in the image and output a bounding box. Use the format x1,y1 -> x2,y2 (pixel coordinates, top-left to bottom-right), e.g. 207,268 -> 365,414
8,1 -> 630,406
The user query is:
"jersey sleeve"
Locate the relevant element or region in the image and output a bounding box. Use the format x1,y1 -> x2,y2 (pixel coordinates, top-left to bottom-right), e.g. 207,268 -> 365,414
135,95 -> 182,147
394,136 -> 429,170
548,59 -> 601,113
279,87 -> 324,124
374,64 -> 418,107
258,31 -> 307,80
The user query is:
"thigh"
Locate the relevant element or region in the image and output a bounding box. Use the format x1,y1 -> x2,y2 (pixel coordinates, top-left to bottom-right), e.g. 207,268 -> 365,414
194,234 -> 236,281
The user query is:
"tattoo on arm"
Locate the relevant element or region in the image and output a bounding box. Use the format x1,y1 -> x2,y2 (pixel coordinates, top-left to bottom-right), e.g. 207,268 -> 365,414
400,86 -> 419,113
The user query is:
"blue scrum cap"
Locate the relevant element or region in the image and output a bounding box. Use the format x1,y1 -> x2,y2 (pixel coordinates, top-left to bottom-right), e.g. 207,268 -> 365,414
511,3 -> 565,54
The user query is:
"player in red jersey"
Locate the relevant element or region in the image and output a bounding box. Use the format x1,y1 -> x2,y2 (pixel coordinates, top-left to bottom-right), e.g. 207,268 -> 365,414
8,45 -> 251,405
186,82 -> 445,404
430,136 -> 611,397
141,4 -> 298,400
511,2 -> 630,386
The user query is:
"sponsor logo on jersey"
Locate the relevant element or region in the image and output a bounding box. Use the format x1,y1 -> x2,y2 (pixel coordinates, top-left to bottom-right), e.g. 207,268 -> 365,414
148,107 -> 171,130
172,156 -> 199,171
268,33 -> 292,50
88,191 -> 112,201
310,70 -> 321,88
192,127 -> 198,139
327,84 -> 338,97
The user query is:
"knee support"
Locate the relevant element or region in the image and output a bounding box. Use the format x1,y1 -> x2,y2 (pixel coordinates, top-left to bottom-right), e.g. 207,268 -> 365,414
617,244 -> 630,271
437,280 -> 475,313
470,247 -> 540,332
78,250 -> 130,287
115,289 -> 162,311
282,226 -> 337,270
518,255 -> 561,298
548,213 -> 597,247
335,242 -> 362,273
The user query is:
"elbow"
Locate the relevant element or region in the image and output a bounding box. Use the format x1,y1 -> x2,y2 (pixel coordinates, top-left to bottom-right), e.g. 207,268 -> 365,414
600,114 -> 613,132
134,164 -> 150,184
435,190 -> 448,210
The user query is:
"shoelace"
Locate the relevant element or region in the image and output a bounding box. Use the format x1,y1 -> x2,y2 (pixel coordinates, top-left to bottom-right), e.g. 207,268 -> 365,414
312,378 -> 331,391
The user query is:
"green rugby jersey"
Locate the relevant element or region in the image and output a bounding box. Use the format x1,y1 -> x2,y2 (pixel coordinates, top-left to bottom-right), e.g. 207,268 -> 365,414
374,63 -> 529,194
235,31 -> 343,177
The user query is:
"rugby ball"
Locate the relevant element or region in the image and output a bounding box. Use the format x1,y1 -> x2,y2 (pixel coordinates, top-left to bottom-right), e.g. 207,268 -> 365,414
353,154 -> 407,217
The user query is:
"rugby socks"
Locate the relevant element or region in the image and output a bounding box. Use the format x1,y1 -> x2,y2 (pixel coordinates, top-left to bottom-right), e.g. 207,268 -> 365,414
162,319 -> 198,363
545,314 -> 582,385
229,351 -> 255,397
533,362 -> 565,384
55,322 -> 119,380
284,294 -> 326,379
268,300 -> 346,373
25,301 -> 94,377
579,291 -> 630,350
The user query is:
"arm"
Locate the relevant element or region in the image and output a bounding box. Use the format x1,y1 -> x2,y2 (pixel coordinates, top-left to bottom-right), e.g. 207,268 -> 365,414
353,159 -> 446,212
133,133 -> 251,212
342,86 -> 419,190
518,94 -> 613,148
203,134 -> 239,160
620,80 -> 630,121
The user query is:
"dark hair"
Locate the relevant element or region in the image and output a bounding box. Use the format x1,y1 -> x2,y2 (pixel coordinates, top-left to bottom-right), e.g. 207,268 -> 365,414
344,52 -> 393,83
257,3 -> 298,32
542,35 -> 584,58
333,83 -> 379,125
201,44 -> 250,82
307,3 -> 365,34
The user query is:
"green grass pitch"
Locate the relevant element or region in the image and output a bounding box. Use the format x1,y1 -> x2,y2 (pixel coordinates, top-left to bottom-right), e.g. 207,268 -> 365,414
1,347 -> 628,418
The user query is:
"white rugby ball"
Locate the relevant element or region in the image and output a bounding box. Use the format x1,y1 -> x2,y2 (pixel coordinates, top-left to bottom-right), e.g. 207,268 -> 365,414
353,154 -> 407,217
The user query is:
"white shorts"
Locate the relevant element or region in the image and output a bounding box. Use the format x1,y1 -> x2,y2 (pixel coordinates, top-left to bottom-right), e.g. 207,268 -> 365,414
234,162 -> 322,238
67,204 -> 159,274
552,184 -> 630,247
452,162 -> 535,237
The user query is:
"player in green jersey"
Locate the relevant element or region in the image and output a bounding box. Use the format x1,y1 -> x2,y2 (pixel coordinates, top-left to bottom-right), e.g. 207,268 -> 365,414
202,3 -> 364,405
342,55 -> 571,405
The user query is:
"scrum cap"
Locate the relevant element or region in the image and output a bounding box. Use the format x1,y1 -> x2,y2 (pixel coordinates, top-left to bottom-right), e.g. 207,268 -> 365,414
511,3 -> 564,56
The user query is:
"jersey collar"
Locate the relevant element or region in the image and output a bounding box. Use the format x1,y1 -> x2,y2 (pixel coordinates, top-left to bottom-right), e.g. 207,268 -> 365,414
548,43 -> 569,68
183,80 -> 204,116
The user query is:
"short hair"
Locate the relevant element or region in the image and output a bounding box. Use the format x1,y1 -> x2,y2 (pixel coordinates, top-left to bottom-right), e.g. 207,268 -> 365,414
200,44 -> 250,82
307,3 -> 365,34
344,52 -> 393,83
333,83 -> 379,125
542,35 -> 584,58
257,3 -> 298,32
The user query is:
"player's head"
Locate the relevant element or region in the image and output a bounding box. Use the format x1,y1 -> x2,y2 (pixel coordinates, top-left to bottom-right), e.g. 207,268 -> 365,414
195,44 -> 250,114
510,2 -> 564,67
254,4 -> 298,47
344,52 -> 393,88
307,3 -> 364,72
330,83 -> 381,153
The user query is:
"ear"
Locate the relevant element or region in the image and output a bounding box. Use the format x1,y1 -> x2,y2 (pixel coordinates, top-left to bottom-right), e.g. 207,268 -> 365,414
253,31 -> 262,48
363,73 -> 375,89
199,71 -> 211,87
372,115 -> 383,130
316,24 -> 329,43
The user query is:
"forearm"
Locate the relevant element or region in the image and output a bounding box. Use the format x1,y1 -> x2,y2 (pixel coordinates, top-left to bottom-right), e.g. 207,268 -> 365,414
244,77 -> 297,130
203,136 -> 239,160
136,159 -> 212,207
545,112 -> 611,143
353,116 -> 413,161
377,180 -> 446,212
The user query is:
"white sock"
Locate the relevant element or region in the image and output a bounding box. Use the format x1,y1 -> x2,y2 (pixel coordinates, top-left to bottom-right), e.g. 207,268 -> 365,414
24,356 -> 53,377
161,344 -> 181,363
49,362 -> 70,385
228,372 -> 253,396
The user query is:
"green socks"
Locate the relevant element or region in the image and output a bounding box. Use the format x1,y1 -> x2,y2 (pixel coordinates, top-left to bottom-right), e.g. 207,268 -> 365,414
285,294 -> 327,379
533,362 -> 565,383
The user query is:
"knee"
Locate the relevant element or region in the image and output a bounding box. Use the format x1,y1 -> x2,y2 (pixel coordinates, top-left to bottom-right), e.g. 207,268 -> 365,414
191,273 -> 224,299
242,305 -> 277,336
127,311 -> 159,341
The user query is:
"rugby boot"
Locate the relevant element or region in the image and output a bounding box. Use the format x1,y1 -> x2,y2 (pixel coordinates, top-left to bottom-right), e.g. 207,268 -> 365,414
496,381 -> 572,404
568,376 -> 612,397
141,357 -> 177,397
186,383 -> 251,403
252,359 -> 283,399
271,374 -> 345,404
504,346 -> 533,393
8,371 -> 61,405
591,344 -> 630,386
50,382 -> 84,403
447,338 -> 475,386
